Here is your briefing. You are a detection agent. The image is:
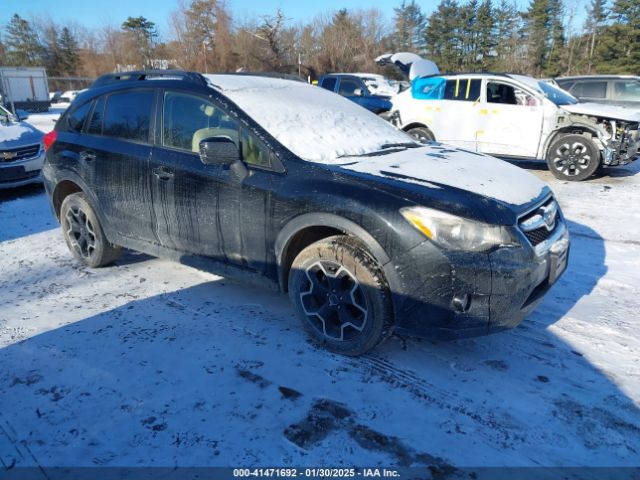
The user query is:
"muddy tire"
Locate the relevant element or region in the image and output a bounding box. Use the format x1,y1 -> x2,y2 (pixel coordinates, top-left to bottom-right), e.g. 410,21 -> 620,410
546,134 -> 600,181
406,126 -> 435,142
60,192 -> 121,268
288,235 -> 394,356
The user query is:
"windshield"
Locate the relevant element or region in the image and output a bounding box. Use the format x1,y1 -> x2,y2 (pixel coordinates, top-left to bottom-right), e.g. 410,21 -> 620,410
538,81 -> 578,106
205,74 -> 415,163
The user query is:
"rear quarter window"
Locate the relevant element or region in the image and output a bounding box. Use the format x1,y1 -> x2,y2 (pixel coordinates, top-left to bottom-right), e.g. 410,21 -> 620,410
66,100 -> 93,132
103,90 -> 155,142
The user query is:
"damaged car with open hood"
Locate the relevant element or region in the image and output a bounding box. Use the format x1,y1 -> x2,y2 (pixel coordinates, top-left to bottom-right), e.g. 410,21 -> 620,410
377,52 -> 640,181
43,70 -> 569,355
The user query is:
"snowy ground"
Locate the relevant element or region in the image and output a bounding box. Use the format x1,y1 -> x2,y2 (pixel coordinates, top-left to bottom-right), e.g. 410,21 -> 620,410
0,108 -> 639,473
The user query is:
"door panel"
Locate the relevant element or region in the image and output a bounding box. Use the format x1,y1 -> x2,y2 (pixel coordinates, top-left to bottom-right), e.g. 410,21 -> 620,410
430,78 -> 482,150
476,81 -> 544,158
79,90 -> 156,243
150,90 -> 273,275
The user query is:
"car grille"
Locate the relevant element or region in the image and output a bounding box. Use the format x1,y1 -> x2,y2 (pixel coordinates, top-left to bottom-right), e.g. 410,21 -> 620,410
518,197 -> 559,247
0,144 -> 41,163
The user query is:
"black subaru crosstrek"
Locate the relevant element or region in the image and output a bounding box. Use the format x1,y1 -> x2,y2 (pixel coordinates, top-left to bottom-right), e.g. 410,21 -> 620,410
42,70 -> 569,355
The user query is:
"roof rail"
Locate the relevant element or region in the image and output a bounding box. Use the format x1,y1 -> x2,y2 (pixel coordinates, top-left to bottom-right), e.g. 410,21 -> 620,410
91,70 -> 208,88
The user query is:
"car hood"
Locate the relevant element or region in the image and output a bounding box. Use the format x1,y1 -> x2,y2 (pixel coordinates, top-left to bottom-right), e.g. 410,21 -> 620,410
0,121 -> 43,149
337,144 -> 549,211
562,102 -> 640,122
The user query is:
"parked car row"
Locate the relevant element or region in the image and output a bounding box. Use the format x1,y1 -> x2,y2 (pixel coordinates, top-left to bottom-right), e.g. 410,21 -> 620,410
40,70 -> 569,355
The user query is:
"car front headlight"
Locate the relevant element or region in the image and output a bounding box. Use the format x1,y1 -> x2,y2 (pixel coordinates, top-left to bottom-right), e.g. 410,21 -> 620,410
400,206 -> 517,252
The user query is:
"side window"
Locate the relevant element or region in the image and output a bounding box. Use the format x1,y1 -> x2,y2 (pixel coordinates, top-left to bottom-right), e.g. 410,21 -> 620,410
87,96 -> 105,135
320,77 -> 337,92
443,79 -> 481,101
338,79 -> 363,96
613,81 -> 640,100
103,90 -> 154,142
66,100 -> 93,132
486,82 -> 537,106
163,91 -> 238,153
240,129 -> 272,169
571,81 -> 607,99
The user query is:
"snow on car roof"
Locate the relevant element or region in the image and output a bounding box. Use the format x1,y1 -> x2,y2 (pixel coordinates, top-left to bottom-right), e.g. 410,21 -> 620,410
204,74 -> 411,163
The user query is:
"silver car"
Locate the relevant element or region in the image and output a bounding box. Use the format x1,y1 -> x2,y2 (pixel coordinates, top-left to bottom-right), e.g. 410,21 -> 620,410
0,104 -> 44,189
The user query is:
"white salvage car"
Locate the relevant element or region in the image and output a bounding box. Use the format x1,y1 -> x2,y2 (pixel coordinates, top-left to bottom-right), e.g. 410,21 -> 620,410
378,53 -> 640,181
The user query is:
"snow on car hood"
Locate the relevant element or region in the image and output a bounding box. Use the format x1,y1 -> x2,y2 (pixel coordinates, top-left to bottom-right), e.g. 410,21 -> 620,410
205,74 -> 413,162
0,121 -> 42,147
339,144 -> 548,207
562,102 -> 640,122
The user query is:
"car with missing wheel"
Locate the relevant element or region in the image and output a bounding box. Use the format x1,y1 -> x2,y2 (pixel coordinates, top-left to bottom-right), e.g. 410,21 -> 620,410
42,70 -> 569,355
377,53 -> 640,181
0,103 -> 44,189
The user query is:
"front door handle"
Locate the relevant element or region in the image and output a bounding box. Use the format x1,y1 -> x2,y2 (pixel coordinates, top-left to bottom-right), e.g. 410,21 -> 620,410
79,151 -> 95,162
152,166 -> 174,180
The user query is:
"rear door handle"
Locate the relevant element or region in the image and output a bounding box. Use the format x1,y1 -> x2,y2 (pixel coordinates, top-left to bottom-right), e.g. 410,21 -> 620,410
79,151 -> 95,162
152,166 -> 174,180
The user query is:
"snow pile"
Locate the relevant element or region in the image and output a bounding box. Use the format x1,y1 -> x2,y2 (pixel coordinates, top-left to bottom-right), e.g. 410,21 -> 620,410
205,74 -> 412,163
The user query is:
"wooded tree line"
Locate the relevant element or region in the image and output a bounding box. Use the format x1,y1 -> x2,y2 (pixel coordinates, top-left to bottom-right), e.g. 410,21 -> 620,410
0,0 -> 637,81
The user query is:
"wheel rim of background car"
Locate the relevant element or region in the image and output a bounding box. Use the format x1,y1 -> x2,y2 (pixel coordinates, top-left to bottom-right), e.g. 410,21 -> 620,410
551,141 -> 593,177
64,206 -> 97,259
300,261 -> 368,342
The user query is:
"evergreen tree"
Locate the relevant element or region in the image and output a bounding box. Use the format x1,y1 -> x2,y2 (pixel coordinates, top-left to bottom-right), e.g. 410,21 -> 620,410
475,0 -> 495,70
597,0 -> 640,74
544,0 -> 565,76
4,14 -> 44,66
59,27 -> 80,76
494,0 -> 524,71
121,16 -> 158,67
524,0 -> 551,76
392,0 -> 426,53
42,24 -> 64,76
424,0 -> 461,72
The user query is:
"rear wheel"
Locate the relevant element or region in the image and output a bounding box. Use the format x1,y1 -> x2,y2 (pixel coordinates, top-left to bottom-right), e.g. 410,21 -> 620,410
60,192 -> 121,268
546,134 -> 600,181
288,235 -> 394,356
406,126 -> 435,142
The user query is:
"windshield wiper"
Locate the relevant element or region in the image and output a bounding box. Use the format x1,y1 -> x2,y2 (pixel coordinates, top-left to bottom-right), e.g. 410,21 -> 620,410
337,142 -> 421,159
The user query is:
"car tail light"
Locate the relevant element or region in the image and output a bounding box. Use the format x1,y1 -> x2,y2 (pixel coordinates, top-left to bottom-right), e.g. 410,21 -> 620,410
43,131 -> 57,152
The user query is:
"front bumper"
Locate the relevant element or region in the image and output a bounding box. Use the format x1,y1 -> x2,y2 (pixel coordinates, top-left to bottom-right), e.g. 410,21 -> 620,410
386,219 -> 570,340
0,150 -> 44,189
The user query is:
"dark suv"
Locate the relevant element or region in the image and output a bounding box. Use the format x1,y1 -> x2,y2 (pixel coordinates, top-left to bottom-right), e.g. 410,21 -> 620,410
42,70 -> 569,355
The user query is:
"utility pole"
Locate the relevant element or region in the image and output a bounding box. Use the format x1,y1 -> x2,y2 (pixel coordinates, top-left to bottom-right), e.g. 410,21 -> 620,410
203,40 -> 208,74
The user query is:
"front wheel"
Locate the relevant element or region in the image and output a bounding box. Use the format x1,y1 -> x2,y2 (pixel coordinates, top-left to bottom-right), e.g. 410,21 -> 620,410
546,134 -> 600,181
288,235 -> 394,356
60,192 -> 121,268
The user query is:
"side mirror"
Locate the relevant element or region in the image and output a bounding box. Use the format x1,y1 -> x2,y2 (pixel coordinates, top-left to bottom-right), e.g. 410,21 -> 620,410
353,88 -> 363,97
199,136 -> 240,166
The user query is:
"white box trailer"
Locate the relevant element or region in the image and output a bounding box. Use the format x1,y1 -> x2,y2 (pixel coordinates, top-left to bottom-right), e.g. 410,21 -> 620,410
0,66 -> 50,113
